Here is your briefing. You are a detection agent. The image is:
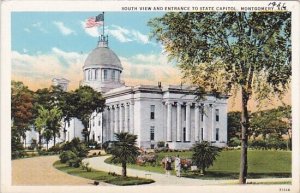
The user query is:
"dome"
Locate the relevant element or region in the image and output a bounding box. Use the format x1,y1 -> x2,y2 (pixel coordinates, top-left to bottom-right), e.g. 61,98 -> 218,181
84,47 -> 123,70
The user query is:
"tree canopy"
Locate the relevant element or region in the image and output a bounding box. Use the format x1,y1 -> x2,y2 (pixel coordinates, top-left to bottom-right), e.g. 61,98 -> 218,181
70,86 -> 105,141
149,12 -> 291,184
191,141 -> 221,174
110,132 -> 140,177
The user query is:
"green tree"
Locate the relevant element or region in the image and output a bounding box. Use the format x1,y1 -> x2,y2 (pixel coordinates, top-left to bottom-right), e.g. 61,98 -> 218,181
191,141 -> 221,175
149,12 -> 291,184
43,128 -> 52,150
70,86 -> 105,142
250,105 -> 291,150
110,132 -> 140,177
34,105 -> 62,147
45,106 -> 63,146
228,111 -> 242,140
34,105 -> 48,148
11,81 -> 34,155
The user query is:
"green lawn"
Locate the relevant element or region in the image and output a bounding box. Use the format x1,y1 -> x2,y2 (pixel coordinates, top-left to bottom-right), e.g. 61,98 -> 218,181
105,150 -> 291,179
53,161 -> 155,186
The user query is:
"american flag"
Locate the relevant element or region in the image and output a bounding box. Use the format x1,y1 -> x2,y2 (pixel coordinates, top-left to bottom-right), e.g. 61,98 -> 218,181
85,13 -> 104,28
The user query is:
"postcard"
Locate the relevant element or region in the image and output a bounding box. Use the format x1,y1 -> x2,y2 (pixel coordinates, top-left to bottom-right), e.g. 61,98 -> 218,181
1,1 -> 299,193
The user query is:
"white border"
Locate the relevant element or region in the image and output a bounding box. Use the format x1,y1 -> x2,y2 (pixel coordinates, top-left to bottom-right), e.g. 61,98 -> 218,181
1,1 -> 299,193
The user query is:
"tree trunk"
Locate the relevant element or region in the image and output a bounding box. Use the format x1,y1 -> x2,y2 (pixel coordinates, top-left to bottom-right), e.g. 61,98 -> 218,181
122,162 -> 127,177
38,131 -> 42,148
202,165 -> 206,175
288,130 -> 292,151
239,87 -> 250,184
46,141 -> 49,150
53,134 -> 56,146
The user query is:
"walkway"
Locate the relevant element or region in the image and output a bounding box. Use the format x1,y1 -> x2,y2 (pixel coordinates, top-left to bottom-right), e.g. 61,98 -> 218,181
84,156 -> 292,186
12,155 -> 106,186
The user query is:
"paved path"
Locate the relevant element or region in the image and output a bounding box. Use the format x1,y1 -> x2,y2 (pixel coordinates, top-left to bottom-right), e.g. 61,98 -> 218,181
12,155 -> 106,186
84,156 -> 292,186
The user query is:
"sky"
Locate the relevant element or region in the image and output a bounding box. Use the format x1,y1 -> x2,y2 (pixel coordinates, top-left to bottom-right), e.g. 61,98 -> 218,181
11,12 -> 182,91
11,12 -> 290,112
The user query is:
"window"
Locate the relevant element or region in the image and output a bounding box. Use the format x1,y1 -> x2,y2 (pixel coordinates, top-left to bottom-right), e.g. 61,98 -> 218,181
88,69 -> 91,80
216,109 -> 219,122
112,70 -> 115,80
103,69 -> 108,80
201,128 -> 203,141
150,126 -> 155,141
183,127 -> 186,142
216,128 -> 219,141
150,105 -> 155,119
98,119 -> 101,126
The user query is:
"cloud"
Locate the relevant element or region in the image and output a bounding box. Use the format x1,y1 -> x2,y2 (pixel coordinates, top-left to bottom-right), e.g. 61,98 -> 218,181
107,25 -> 153,45
81,21 -> 100,37
108,25 -> 132,42
31,22 -> 48,33
24,28 -> 31,33
53,21 -> 76,36
119,53 -> 181,85
11,50 -> 86,90
11,49 -> 180,91
80,22 -> 154,45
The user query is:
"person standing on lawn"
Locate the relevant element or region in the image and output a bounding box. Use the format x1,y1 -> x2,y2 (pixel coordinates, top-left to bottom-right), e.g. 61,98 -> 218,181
165,156 -> 172,176
175,155 -> 181,177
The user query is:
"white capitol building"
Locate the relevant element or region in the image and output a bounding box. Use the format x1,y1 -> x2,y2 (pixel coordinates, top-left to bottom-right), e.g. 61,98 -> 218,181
27,35 -> 228,150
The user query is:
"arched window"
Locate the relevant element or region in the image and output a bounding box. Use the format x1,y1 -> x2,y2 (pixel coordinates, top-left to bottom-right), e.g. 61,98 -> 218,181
103,69 -> 108,80
88,69 -> 91,80
111,70 -> 115,80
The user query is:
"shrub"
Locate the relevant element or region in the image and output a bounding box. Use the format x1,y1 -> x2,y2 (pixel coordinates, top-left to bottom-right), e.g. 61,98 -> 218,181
48,143 -> 62,153
68,157 -> 82,168
12,150 -> 26,159
61,138 -> 89,158
28,139 -> 37,150
38,149 -> 56,156
59,150 -> 77,163
157,141 -> 165,148
228,137 -> 241,147
249,140 -> 267,150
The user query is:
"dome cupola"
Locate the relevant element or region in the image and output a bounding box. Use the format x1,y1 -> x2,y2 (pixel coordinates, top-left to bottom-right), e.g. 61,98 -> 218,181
81,35 -> 125,93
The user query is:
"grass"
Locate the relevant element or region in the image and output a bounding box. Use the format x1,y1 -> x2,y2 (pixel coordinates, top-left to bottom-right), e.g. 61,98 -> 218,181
105,150 -> 291,179
53,161 -> 154,186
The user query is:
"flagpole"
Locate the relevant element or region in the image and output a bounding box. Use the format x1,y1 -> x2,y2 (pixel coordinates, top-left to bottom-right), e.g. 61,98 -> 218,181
102,12 -> 105,36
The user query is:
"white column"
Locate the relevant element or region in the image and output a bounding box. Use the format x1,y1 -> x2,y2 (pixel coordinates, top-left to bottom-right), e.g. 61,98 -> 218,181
166,102 -> 172,142
176,102 -> 182,141
195,104 -> 200,142
119,104 -> 124,132
124,103 -> 129,132
186,102 -> 191,142
129,101 -> 134,134
203,104 -> 207,141
110,107 -> 114,140
114,105 -> 119,133
211,104 -> 215,142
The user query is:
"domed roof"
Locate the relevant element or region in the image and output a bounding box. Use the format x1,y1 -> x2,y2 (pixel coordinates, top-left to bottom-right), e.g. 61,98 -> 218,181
84,39 -> 123,70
